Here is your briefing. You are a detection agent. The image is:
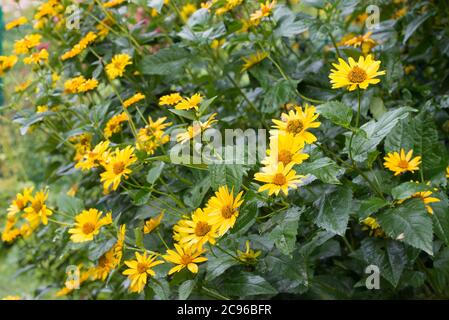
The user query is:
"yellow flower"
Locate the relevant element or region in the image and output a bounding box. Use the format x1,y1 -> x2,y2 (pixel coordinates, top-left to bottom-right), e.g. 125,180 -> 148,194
204,185 -> 244,236
210,39 -> 225,49
34,0 -> 63,20
24,190 -> 53,225
61,32 -> 98,61
2,295 -> 21,300
329,54 -> 386,91
103,0 -> 126,8
104,112 -> 129,138
254,162 -> 304,196
362,217 -> 384,237
237,241 -> 261,265
262,132 -> 309,167
68,208 -> 112,243
7,187 -> 33,218
250,0 -> 276,21
96,19 -> 113,38
271,104 -> 320,144
0,55 -> 18,76
67,185 -> 78,197
159,93 -> 183,106
174,208 -> 219,250
446,166 -> 449,178
175,93 -> 203,111
92,225 -> 126,281
23,49 -> 49,65
100,146 -> 137,191
36,105 -> 49,113
64,76 -> 98,94
15,80 -> 32,92
342,32 -> 377,55
136,116 -> 172,155
75,140 -> 110,171
181,3 -> 197,21
163,244 -> 207,275
398,182 -> 440,215
55,265 -> 92,297
123,93 -> 145,108
241,51 -> 268,72
122,252 -> 164,293
383,149 -> 421,176
143,212 -> 164,234
6,16 -> 28,30
215,0 -> 243,15
14,34 -> 42,55
176,113 -> 217,144
106,53 -> 132,80
1,217 -> 21,243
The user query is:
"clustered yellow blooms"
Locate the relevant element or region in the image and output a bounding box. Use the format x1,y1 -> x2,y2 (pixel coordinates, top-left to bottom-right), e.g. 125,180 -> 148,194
5,16 -> 28,30
104,112 -> 129,138
136,116 -> 172,155
64,76 -> 99,94
250,0 -> 276,24
70,133 -> 92,161
0,55 -> 18,76
254,104 -> 320,196
34,0 -> 64,21
241,51 -> 269,72
176,113 -> 218,144
23,49 -> 49,65
75,140 -> 110,171
14,34 -> 42,55
68,209 -> 112,243
61,32 -> 98,61
159,92 -> 203,111
1,188 -> 52,243
123,93 -> 146,108
106,53 -> 133,80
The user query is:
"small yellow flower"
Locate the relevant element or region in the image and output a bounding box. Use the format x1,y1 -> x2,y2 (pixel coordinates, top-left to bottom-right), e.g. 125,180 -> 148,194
143,212 -> 164,234
106,53 -> 132,80
176,113 -> 217,144
24,190 -> 53,225
75,140 -> 110,171
5,17 -> 28,30
383,149 -> 421,176
0,55 -> 18,76
163,244 -> 207,275
446,166 -> 449,178
136,116 -> 172,155
362,217 -> 384,237
68,209 -> 112,243
254,162 -> 304,196
237,241 -> 261,265
36,105 -> 49,113
262,132 -> 309,167
123,93 -> 145,108
241,51 -> 268,72
342,32 -> 377,55
104,112 -> 129,138
122,252 -> 164,293
180,3 -> 197,21
250,0 -> 276,21
64,76 -> 98,94
61,32 -> 98,61
100,146 -> 137,191
398,182 -> 440,215
14,34 -> 42,55
175,93 -> 203,111
329,54 -> 386,91
159,93 -> 183,106
24,49 -> 49,65
7,187 -> 33,218
15,80 -> 32,92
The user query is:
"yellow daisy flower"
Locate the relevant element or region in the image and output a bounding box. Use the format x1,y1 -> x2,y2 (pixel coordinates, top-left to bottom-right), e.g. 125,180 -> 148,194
104,112 -> 129,138
241,51 -> 269,72
254,162 -> 304,196
106,53 -> 132,80
362,216 -> 384,237
7,187 -> 33,218
174,93 -> 203,111
24,190 -> 53,225
271,104 -> 320,144
250,0 -> 276,21
446,166 -> 449,178
122,252 -> 164,293
159,93 -> 183,106
180,3 -> 197,21
383,149 -> 421,176
237,240 -> 261,265
0,55 -> 18,76
14,34 -> 42,55
143,212 -> 164,234
123,93 -> 145,108
329,54 -> 386,91
23,49 -> 49,65
262,132 -> 309,167
163,244 -> 207,275
136,116 -> 172,155
343,31 -> 377,55
100,146 -> 137,191
204,185 -> 244,236
68,208 -> 112,243
75,140 -> 110,171
176,113 -> 217,144
5,17 -> 28,30
398,182 -> 440,215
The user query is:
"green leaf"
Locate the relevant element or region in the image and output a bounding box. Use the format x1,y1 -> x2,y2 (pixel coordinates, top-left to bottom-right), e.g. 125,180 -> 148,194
403,11 -> 435,44
369,97 -> 387,121
146,161 -> 165,185
134,227 -> 144,248
377,199 -> 433,255
56,193 -> 84,216
128,189 -> 151,206
88,239 -> 116,261
150,279 -> 170,300
263,79 -> 299,113
232,195 -> 258,234
141,46 -> 190,75
168,109 -> 196,121
315,186 -> 353,236
297,157 -> 344,185
205,252 -> 239,282
316,101 -> 353,128
431,193 -> 449,246
178,279 -> 196,300
219,272 -> 277,296
147,0 -> 164,12
209,163 -> 244,191
268,207 -> 303,256
391,182 -> 430,200
183,177 -> 210,208
357,197 -> 390,220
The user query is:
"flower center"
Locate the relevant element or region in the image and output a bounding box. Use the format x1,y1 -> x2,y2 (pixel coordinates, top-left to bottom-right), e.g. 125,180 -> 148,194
286,119 -> 304,134
397,160 -> 409,169
98,255 -> 109,268
82,222 -> 96,235
180,255 -> 193,265
32,201 -> 42,213
273,173 -> 287,186
136,262 -> 148,274
278,149 -> 293,166
221,205 -> 235,219
113,162 -> 125,174
348,66 -> 367,83
195,221 -> 212,237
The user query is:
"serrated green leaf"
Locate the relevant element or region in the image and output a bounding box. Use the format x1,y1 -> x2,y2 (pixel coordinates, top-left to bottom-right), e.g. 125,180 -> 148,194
316,101 -> 353,128
391,182 -> 430,200
268,206 -> 302,256
298,157 -> 344,184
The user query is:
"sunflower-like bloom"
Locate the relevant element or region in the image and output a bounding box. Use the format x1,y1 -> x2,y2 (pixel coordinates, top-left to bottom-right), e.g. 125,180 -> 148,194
163,244 -> 207,275
14,34 -> 42,55
362,217 -> 384,237
204,186 -> 244,236
254,162 -> 304,196
329,54 -> 385,91
61,32 -> 98,61
383,149 -> 421,176
176,113 -> 217,144
262,132 -> 309,167
159,93 -> 183,106
24,190 -> 53,225
106,53 -> 132,80
0,55 -> 18,76
241,51 -> 268,72
75,140 -> 110,171
7,187 -> 33,218
104,112 -> 129,138
271,104 -> 320,145
174,208 -> 219,250
23,49 -> 49,65
136,116 -> 172,155
123,93 -> 145,108
64,76 -> 98,94
343,31 -> 377,55
250,0 -> 276,21
68,208 -> 112,243
237,240 -> 261,265
174,93 -> 203,111
5,16 -> 28,30
143,212 -> 164,234
100,146 -> 137,191
122,252 -> 164,293
92,225 -> 126,281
